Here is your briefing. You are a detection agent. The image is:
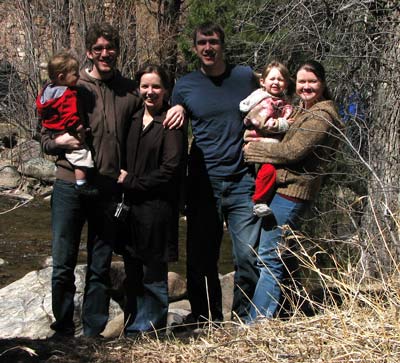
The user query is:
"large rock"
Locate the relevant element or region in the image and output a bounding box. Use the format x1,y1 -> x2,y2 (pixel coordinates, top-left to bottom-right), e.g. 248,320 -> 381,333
2,139 -> 42,164
0,123 -> 20,138
101,272 -> 234,337
0,164 -> 20,189
0,261 -> 233,339
169,299 -> 191,312
0,264 -> 122,339
102,264 -> 188,306
221,271 -> 234,315
18,157 -> 56,181
102,301 -> 192,339
168,271 -> 187,301
102,313 -> 124,339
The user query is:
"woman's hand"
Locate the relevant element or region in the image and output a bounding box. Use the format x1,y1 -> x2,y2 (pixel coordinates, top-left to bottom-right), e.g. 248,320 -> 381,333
243,142 -> 256,163
54,132 -> 82,150
117,169 -> 128,184
163,104 -> 186,129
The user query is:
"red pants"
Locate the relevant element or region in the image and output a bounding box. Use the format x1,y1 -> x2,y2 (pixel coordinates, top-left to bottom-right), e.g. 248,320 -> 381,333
253,163 -> 276,203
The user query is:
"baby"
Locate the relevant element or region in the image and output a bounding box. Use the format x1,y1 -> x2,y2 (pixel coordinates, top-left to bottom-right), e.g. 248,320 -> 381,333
240,61 -> 293,217
37,52 -> 98,196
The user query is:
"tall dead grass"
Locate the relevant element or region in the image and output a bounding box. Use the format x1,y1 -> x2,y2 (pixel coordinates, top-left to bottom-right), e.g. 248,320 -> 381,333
97,302 -> 400,362
95,221 -> 400,363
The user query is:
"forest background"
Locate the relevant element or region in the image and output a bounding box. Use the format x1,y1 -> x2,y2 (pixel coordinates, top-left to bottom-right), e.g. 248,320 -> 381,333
0,1 -> 399,362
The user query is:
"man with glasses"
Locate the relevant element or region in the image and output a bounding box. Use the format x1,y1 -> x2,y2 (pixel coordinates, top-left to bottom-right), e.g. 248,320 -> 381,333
172,22 -> 261,325
42,23 -> 183,338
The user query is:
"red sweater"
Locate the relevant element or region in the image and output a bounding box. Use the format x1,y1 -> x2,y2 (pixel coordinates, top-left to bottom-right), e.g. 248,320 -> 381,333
36,84 -> 80,131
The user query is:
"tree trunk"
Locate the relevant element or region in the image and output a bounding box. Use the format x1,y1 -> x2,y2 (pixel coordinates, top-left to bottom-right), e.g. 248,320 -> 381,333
159,0 -> 182,78
360,5 -> 400,277
52,0 -> 71,51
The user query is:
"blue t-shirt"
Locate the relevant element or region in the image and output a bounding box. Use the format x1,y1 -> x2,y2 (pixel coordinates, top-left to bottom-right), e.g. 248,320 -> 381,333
172,65 -> 258,178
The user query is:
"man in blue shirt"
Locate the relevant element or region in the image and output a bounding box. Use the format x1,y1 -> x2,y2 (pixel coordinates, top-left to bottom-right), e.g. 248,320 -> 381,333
172,22 -> 261,323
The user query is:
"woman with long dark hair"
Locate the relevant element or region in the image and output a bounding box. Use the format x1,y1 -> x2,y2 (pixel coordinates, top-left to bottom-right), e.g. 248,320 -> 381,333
244,60 -> 344,322
117,64 -> 184,335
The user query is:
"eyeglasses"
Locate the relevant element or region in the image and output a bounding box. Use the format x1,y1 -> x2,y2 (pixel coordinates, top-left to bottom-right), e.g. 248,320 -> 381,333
91,45 -> 117,55
196,39 -> 221,46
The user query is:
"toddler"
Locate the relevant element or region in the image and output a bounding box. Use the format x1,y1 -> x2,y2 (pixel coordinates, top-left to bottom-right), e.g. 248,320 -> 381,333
240,61 -> 293,217
36,52 -> 98,196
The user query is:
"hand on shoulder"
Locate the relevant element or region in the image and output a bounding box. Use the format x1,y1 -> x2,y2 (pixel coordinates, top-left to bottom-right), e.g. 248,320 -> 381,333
163,105 -> 186,129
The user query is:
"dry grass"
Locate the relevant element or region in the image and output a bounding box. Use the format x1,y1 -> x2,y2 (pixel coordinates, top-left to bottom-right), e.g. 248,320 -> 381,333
95,278 -> 400,363
91,221 -> 400,363
1,251 -> 399,363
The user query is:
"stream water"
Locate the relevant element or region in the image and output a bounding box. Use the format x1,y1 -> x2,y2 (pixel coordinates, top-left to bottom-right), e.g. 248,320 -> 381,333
0,195 -> 233,289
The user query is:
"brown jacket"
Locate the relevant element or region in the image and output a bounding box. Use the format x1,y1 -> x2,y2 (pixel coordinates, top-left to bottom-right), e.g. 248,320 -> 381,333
244,100 -> 343,200
41,69 -> 142,184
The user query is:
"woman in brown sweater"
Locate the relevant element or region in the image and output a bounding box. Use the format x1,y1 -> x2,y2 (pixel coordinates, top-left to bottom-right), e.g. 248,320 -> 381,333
243,60 -> 343,322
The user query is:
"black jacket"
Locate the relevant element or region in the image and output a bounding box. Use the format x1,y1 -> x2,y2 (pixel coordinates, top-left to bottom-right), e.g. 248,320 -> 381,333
121,106 -> 185,262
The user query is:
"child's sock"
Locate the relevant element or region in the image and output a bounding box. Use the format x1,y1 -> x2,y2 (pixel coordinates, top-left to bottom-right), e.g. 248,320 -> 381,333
76,179 -> 87,186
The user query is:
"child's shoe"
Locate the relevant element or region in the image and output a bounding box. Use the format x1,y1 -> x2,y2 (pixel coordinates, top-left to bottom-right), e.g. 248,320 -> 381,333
253,203 -> 272,217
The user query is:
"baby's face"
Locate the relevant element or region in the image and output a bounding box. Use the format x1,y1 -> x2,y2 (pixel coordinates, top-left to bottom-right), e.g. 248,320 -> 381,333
261,67 -> 288,96
59,69 -> 80,87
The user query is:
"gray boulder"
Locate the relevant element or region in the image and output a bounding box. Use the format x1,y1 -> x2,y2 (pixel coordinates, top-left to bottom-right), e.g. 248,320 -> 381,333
168,271 -> 187,301
102,302 -> 192,339
19,140 -> 42,162
101,313 -> 125,339
0,262 -> 234,339
169,299 -> 191,312
0,264 -> 122,339
2,140 -> 42,164
0,164 -> 20,189
19,157 -> 56,181
101,272 -> 233,338
221,271 -> 234,315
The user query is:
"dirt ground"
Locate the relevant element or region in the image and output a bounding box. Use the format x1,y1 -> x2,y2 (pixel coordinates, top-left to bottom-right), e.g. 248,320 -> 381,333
0,330 -> 196,363
0,336 -> 130,363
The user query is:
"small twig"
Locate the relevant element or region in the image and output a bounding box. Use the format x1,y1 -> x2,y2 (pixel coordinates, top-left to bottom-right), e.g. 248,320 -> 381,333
0,197 -> 31,215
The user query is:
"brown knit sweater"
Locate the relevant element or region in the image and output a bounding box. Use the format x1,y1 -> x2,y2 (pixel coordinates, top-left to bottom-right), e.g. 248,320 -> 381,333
244,100 -> 343,201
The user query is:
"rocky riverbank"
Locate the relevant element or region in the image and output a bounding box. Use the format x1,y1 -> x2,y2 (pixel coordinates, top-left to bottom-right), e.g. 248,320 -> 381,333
0,260 -> 235,339
0,122 -> 55,197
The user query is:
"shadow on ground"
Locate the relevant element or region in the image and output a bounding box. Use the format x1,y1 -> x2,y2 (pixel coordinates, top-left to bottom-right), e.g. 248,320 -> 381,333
0,337 -> 102,363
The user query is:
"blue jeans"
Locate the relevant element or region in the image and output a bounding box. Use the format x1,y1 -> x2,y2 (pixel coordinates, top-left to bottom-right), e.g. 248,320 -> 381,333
123,255 -> 168,334
248,193 -> 309,321
186,169 -> 261,321
51,179 -> 116,336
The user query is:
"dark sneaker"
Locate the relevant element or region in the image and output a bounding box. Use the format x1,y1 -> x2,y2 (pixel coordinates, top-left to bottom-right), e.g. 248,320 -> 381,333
50,322 -> 75,338
81,334 -> 105,341
183,313 -> 223,332
74,183 -> 99,197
